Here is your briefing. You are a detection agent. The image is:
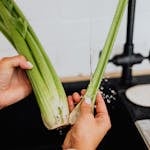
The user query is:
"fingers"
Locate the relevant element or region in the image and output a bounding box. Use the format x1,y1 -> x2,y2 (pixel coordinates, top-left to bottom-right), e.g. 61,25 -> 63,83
67,89 -> 87,113
72,92 -> 81,103
81,89 -> 86,95
95,91 -> 108,115
95,91 -> 111,129
68,89 -> 108,116
80,98 -> 92,116
79,90 -> 109,118
67,95 -> 74,112
1,55 -> 33,70
68,92 -> 81,112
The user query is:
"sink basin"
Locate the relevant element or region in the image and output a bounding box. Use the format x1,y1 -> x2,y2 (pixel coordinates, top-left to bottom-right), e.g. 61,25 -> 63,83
126,84 -> 150,107
0,79 -> 148,150
135,119 -> 150,149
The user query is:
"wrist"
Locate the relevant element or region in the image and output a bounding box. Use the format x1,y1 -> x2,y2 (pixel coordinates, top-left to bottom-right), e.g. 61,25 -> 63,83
63,147 -> 96,150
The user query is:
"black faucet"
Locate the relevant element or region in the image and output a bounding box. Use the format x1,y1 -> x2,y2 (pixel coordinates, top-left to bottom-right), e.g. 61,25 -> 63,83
109,0 -> 150,85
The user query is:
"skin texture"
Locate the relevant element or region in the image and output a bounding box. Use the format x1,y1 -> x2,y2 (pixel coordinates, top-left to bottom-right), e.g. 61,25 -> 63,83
0,55 -> 33,109
63,90 -> 111,150
0,55 -> 111,150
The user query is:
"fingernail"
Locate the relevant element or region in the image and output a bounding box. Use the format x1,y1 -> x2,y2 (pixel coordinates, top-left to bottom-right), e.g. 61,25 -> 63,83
84,97 -> 91,104
27,61 -> 33,68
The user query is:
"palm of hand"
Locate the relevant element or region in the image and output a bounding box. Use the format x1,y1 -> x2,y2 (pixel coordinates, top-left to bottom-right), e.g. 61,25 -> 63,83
0,68 -> 31,107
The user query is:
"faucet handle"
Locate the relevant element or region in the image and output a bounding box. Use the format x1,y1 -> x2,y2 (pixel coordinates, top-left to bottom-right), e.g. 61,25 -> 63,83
147,50 -> 150,61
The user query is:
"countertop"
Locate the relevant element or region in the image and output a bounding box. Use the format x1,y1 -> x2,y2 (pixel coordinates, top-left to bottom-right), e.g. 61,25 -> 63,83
0,74 -> 150,150
108,75 -> 150,150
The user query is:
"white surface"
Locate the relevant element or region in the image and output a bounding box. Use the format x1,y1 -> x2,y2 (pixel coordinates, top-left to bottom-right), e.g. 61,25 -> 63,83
126,84 -> 150,107
135,119 -> 150,150
0,0 -> 150,77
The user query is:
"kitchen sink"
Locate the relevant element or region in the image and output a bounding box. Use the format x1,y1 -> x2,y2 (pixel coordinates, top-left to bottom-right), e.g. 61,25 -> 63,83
0,75 -> 149,150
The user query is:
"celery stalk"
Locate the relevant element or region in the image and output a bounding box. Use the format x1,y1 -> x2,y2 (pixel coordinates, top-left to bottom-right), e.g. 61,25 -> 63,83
0,0 -> 69,130
69,0 -> 128,124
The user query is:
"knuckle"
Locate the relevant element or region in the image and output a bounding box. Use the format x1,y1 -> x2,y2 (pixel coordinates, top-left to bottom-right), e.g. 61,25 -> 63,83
0,57 -> 10,67
0,57 -> 9,62
106,116 -> 111,130
18,55 -> 26,61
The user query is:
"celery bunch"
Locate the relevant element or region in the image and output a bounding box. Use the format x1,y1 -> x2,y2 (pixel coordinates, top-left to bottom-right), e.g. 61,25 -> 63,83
0,0 -> 69,130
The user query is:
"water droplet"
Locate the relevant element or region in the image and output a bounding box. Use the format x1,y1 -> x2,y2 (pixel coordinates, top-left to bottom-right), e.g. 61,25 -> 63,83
59,129 -> 63,135
107,99 -> 111,103
104,78 -> 108,82
100,86 -> 104,91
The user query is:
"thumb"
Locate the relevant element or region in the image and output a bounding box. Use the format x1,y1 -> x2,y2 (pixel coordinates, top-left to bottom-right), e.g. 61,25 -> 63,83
4,55 -> 33,69
80,98 -> 92,115
11,55 -> 33,69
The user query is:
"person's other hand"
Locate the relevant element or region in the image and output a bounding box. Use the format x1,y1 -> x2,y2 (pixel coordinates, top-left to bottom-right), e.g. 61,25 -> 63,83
63,90 -> 111,150
0,55 -> 33,109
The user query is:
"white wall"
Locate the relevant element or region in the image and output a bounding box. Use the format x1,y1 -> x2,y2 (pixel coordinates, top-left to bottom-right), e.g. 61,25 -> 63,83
0,0 -> 150,77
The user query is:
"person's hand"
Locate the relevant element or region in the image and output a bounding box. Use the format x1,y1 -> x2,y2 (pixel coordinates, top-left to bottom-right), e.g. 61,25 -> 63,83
63,90 -> 111,150
0,55 -> 33,109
